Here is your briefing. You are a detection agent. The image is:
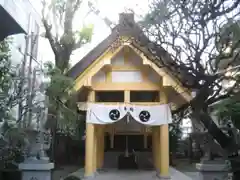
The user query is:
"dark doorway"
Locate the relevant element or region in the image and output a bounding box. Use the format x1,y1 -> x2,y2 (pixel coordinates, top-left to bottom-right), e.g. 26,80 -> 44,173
105,134 -> 150,151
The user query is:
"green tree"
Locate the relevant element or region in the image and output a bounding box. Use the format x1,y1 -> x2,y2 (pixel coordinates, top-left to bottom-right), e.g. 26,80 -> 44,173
141,0 -> 240,151
42,0 -> 93,73
0,39 -> 30,169
41,0 -> 93,160
43,61 -> 80,132
140,0 -> 240,177
214,95 -> 240,129
41,0 -> 93,125
0,39 -> 13,122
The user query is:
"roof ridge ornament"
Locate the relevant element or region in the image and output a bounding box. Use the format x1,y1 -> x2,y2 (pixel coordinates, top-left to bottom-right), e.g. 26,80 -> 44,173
119,13 -> 135,25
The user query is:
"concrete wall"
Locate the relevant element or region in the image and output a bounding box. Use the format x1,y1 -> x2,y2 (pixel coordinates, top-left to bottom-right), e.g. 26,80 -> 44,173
0,0 -> 41,32
0,0 -> 45,127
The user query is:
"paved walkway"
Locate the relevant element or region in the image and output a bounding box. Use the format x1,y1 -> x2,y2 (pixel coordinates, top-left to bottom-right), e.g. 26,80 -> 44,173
92,168 -> 193,180
66,167 -> 193,180
53,166 -> 80,180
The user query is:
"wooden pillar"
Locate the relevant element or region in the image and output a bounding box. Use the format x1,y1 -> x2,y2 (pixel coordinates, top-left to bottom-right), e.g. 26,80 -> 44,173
97,125 -> 105,169
93,125 -> 98,172
155,127 -> 160,170
101,126 -> 105,168
152,130 -> 155,168
158,89 -> 170,178
85,123 -> 95,176
159,124 -> 169,177
85,90 -> 96,177
152,127 -> 159,170
97,126 -> 101,169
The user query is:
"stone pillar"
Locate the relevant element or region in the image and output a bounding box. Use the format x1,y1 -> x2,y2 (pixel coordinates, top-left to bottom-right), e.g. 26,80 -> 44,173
19,162 -> 54,180
196,160 -> 230,180
18,114 -> 54,180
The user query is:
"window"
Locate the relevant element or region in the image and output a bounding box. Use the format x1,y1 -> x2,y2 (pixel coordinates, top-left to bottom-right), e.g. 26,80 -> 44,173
95,91 -> 124,102
130,91 -> 159,102
112,71 -> 142,82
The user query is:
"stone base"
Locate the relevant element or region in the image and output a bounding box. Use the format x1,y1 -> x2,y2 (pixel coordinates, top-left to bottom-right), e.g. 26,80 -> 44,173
19,162 -> 54,180
230,157 -> 240,180
196,160 -> 230,180
156,172 -> 171,179
84,171 -> 98,179
97,168 -> 108,173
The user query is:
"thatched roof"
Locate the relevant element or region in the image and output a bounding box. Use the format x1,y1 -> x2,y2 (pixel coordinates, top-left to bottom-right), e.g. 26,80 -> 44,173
67,13 -> 194,87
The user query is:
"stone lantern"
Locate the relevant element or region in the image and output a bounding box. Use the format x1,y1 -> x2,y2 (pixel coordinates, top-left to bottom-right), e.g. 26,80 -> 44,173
19,79 -> 54,180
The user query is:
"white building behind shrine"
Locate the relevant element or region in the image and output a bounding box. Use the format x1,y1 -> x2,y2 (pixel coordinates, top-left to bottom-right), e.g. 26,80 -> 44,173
0,0 -> 47,128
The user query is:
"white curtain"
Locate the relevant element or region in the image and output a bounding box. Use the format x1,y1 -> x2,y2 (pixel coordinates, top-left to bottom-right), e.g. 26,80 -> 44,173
129,104 -> 172,126
86,103 -> 128,124
86,103 -> 172,126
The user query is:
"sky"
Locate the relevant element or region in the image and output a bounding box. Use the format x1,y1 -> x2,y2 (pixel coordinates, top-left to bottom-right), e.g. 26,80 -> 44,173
37,0 -> 150,66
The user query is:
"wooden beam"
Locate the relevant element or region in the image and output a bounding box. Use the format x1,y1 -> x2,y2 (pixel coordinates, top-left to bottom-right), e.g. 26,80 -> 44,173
124,90 -> 130,103
92,82 -> 161,91
74,45 -> 123,91
127,44 -> 192,102
77,102 -> 170,111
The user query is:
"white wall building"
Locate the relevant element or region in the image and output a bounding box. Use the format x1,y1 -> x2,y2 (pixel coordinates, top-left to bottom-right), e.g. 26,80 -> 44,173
0,0 -> 46,128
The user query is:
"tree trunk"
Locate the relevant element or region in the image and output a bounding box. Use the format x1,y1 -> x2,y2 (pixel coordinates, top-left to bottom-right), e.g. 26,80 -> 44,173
50,122 -> 57,163
188,135 -> 193,163
50,102 -> 60,165
192,110 -> 237,152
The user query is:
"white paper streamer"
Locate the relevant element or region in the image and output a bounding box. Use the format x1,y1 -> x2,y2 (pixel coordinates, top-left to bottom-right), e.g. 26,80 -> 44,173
86,103 -> 172,126
129,104 -> 172,126
86,103 -> 128,124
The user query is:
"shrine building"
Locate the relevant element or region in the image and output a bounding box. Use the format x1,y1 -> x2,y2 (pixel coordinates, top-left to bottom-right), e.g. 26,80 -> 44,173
67,13 -> 192,179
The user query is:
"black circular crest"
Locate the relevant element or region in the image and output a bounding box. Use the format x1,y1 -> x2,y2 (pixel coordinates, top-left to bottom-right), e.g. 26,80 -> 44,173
139,110 -> 151,122
109,109 -> 120,121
